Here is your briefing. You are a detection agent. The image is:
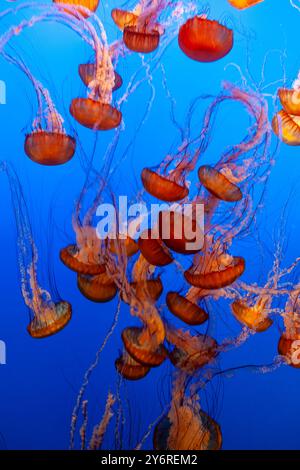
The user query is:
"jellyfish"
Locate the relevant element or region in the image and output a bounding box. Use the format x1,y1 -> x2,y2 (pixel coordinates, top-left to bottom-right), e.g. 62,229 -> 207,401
112,1 -> 167,53
0,46 -> 76,165
198,165 -> 243,202
166,324 -> 218,373
185,255 -> 245,290
158,209 -> 203,255
178,16 -> 233,62
278,290 -> 300,368
154,374 -> 222,450
121,326 -> 167,367
77,272 -> 118,303
227,0 -> 263,9
231,297 -> 273,333
53,0 -> 100,18
166,292 -> 208,326
79,63 -> 123,92
2,162 -> 71,338
141,168 -> 189,202
272,110 -> 300,146
115,351 -> 151,380
138,229 -> 173,267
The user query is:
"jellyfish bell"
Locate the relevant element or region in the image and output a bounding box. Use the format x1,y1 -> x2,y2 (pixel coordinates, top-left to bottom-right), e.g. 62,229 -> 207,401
24,131 -> 76,166
77,272 -> 118,303
123,25 -> 161,54
231,299 -> 273,333
78,63 -> 123,92
27,301 -> 72,339
70,98 -> 122,131
158,211 -> 203,255
227,0 -> 263,9
108,235 -> 139,258
111,8 -> 139,31
277,88 -> 300,116
198,165 -> 242,202
115,351 -> 151,380
53,0 -> 99,18
168,331 -> 218,373
122,326 -> 167,367
129,278 -> 163,303
141,168 -> 189,202
60,244 -> 106,275
272,110 -> 300,146
138,229 -> 173,267
166,292 -> 208,326
185,255 -> 245,290
278,334 -> 300,368
178,17 -> 233,62
153,408 -> 222,450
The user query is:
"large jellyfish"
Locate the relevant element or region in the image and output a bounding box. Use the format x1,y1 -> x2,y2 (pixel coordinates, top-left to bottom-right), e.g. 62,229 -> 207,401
1,162 -> 71,338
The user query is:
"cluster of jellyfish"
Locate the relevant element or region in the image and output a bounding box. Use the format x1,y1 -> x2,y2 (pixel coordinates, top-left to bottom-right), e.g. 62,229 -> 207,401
1,0 -> 300,451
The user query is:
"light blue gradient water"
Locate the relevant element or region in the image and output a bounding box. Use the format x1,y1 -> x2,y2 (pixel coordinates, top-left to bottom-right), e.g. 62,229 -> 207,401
0,0 -> 300,450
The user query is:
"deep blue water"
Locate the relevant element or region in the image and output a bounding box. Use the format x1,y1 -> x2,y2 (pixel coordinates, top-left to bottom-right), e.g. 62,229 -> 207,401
0,0 -> 300,450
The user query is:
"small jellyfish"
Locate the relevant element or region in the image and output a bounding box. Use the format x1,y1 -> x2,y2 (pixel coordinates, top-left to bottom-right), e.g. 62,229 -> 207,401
111,8 -> 139,30
272,110 -> 300,146
123,25 -> 161,54
138,229 -> 173,267
25,131 -> 76,166
122,326 -> 167,367
178,17 -> 233,62
198,165 -> 243,202
154,408 -> 222,450
108,235 -> 139,258
278,88 -> 300,116
158,210 -> 203,255
79,63 -> 123,92
166,292 -> 208,326
128,278 -> 163,303
166,326 -> 218,373
141,168 -> 189,202
185,255 -> 245,289
231,297 -> 273,333
60,225 -> 106,275
115,351 -> 151,380
278,291 -> 300,368
77,271 -> 118,303
227,0 -> 263,9
53,0 -> 99,17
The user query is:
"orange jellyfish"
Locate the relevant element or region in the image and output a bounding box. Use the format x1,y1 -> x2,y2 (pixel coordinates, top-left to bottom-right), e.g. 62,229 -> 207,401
123,24 -> 160,53
138,229 -> 173,267
108,235 -> 139,258
198,165 -> 243,202
60,225 -> 106,275
278,87 -> 300,116
154,373 -> 222,450
77,272 -> 118,303
122,326 -> 167,367
166,326 -> 218,373
53,0 -> 99,17
78,63 -> 123,92
129,277 -> 163,303
166,292 -> 208,326
231,297 -> 273,332
278,291 -> 300,368
25,131 -> 76,166
111,8 -> 139,30
185,255 -> 245,290
70,98 -> 122,131
154,408 -> 222,450
115,351 -> 151,380
178,17 -> 233,62
5,163 -> 72,338
141,168 -> 189,202
272,110 -> 300,146
158,210 -> 203,255
227,0 -> 263,9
